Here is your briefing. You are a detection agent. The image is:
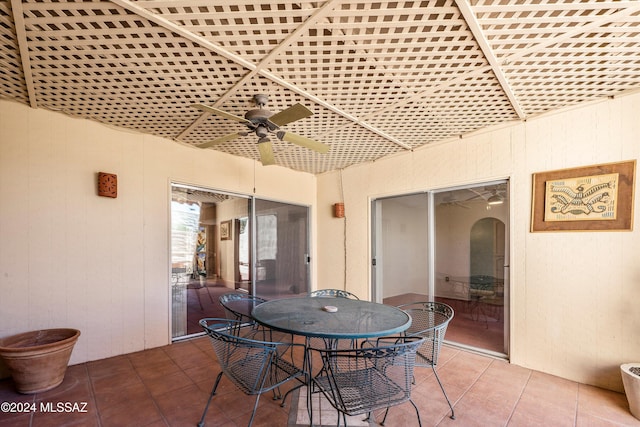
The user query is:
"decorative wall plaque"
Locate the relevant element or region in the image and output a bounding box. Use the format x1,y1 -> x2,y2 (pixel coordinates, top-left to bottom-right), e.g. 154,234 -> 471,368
531,160 -> 635,232
98,172 -> 117,198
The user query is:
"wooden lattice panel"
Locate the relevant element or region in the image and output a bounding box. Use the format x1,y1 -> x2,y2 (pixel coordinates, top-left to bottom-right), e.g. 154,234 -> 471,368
277,124 -> 404,174
474,0 -> 640,115
274,0 -> 491,119
3,0 -> 640,173
136,0 -> 322,64
18,0 -> 247,138
367,71 -> 520,146
0,1 -> 29,103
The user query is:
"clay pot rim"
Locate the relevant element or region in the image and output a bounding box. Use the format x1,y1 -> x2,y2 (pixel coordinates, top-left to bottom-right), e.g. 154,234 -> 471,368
0,328 -> 80,353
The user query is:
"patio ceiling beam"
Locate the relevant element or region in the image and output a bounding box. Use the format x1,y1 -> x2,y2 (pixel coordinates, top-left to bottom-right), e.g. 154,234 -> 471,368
456,0 -> 526,119
10,0 -> 37,108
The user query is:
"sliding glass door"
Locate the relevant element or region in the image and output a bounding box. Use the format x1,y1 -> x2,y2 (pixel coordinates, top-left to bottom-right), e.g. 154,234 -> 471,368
434,182 -> 509,356
371,193 -> 431,304
254,199 -> 310,299
372,181 -> 509,357
170,184 -> 310,340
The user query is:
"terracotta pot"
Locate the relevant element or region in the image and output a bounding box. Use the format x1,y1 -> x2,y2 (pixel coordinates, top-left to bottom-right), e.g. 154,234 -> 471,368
622,363 -> 640,420
0,328 -> 80,394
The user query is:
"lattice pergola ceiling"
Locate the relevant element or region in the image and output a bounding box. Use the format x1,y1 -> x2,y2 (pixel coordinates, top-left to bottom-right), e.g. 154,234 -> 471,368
2,1 -> 640,174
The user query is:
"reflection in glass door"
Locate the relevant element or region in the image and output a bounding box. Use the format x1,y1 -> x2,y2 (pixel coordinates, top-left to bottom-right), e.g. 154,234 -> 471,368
170,184 -> 310,340
253,199 -> 310,299
170,185 -> 250,339
434,182 -> 509,356
372,181 -> 509,357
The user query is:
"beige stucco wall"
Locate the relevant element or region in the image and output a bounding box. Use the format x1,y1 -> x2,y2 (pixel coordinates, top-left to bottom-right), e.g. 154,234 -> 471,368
316,92 -> 640,392
0,99 -> 317,366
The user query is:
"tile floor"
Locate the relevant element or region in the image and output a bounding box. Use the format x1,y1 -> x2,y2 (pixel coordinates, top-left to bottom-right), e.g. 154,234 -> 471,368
1,335 -> 638,427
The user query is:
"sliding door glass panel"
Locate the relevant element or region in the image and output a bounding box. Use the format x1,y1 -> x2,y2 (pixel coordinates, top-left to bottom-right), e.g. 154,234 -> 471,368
434,182 -> 509,356
170,185 -> 250,339
372,193 -> 431,306
170,199 -> 200,338
253,199 -> 309,299
170,186 -> 312,339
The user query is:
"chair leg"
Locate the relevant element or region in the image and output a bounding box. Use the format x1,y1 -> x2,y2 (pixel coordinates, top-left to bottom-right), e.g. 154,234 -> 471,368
247,393 -> 263,427
379,399 -> 422,426
364,411 -> 373,422
409,398 -> 422,427
280,382 -> 305,408
198,372 -> 223,427
380,408 -> 390,425
432,366 -> 455,419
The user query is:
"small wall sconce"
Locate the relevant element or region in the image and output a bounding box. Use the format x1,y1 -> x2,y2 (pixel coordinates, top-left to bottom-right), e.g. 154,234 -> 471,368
333,202 -> 345,218
98,172 -> 117,198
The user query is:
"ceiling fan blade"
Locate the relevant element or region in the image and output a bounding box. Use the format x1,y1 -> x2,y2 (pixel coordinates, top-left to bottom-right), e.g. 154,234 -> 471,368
191,104 -> 251,124
278,131 -> 329,154
268,103 -> 313,127
196,132 -> 242,149
257,141 -> 276,166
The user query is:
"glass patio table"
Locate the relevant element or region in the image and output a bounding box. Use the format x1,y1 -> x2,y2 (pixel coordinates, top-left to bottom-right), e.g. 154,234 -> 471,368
251,296 -> 411,340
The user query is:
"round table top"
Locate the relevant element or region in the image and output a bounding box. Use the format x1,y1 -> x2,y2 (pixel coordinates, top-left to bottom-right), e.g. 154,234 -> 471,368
251,296 -> 411,339
222,297 -> 264,320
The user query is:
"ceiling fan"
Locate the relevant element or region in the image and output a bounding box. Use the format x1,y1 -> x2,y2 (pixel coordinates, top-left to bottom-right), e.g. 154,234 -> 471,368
191,94 -> 329,166
439,193 -> 471,209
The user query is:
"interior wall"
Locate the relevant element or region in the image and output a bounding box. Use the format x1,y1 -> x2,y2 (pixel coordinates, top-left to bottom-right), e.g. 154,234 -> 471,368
316,91 -> 640,392
380,197 -> 429,299
0,99 -> 317,366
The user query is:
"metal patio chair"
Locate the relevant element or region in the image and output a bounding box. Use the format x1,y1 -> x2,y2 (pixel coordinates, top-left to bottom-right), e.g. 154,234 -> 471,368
397,301 -> 456,419
197,318 -> 307,427
309,335 -> 424,426
308,289 -> 360,299
219,293 -> 266,323
218,292 -> 295,350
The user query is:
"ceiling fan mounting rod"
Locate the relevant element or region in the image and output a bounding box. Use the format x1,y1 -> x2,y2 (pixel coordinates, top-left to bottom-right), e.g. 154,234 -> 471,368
253,94 -> 269,107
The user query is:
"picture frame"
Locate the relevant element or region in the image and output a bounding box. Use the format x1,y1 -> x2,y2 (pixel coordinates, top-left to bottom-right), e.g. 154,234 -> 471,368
531,160 -> 636,232
220,220 -> 232,240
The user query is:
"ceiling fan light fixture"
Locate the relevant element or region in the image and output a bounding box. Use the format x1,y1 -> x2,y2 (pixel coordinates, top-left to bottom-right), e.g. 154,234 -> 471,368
488,194 -> 503,205
255,124 -> 269,138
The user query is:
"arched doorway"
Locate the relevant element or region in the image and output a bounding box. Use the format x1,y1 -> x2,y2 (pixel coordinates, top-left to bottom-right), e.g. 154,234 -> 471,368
470,217 -> 505,281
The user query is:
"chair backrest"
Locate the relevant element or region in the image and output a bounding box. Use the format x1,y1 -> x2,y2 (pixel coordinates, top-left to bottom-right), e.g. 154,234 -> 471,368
199,318 -> 282,395
311,336 -> 423,417
397,301 -> 454,366
308,289 -> 359,299
218,293 -> 266,322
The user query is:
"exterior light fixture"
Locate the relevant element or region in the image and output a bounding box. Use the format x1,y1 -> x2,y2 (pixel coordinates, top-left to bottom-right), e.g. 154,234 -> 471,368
487,194 -> 503,205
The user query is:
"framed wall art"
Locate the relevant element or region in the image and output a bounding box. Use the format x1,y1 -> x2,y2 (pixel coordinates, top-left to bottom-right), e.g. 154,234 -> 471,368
531,160 -> 636,232
220,220 -> 232,240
